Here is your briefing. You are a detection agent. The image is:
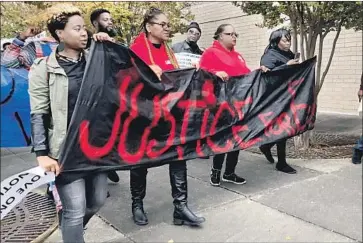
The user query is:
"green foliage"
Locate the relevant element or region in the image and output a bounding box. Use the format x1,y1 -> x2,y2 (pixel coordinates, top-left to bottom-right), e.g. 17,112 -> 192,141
1,2 -> 194,45
233,1 -> 362,34
1,2 -> 40,38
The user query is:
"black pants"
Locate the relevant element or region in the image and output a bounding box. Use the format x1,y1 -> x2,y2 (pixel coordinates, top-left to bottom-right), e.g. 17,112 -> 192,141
212,151 -> 239,175
260,139 -> 287,164
130,161 -> 188,205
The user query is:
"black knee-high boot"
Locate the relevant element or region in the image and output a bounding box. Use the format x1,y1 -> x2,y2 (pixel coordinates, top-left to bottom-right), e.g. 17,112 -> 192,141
169,161 -> 205,226
259,143 -> 275,163
275,140 -> 296,174
130,168 -> 148,225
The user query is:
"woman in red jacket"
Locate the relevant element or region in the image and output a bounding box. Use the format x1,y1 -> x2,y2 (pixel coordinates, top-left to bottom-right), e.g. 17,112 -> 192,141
129,7 -> 205,227
200,24 -> 251,187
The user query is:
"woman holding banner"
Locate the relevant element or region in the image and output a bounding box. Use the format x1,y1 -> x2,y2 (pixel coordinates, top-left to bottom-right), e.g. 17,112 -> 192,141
28,5 -> 113,243
199,24 -> 251,187
128,7 -> 205,227
259,28 -> 299,174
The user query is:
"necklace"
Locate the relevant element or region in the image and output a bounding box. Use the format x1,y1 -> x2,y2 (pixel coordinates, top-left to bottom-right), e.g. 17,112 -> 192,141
57,52 -> 83,63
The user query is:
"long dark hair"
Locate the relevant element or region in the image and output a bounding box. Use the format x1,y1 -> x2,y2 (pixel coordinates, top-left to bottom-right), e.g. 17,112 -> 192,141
213,24 -> 232,40
141,7 -> 164,34
264,28 -> 291,53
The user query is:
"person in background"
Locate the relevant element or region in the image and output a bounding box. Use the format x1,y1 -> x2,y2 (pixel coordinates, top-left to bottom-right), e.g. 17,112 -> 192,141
28,5 -> 113,242
352,72 -> 363,164
129,7 -> 205,227
90,8 -> 119,184
172,22 -> 203,55
172,22 -> 208,159
199,24 -> 251,187
90,8 -> 117,38
1,26 -> 58,69
259,28 -> 299,174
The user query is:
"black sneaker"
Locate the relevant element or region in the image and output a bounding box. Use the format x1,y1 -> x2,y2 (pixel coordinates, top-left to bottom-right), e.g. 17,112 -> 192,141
276,162 -> 297,174
210,168 -> 221,186
222,173 -> 246,185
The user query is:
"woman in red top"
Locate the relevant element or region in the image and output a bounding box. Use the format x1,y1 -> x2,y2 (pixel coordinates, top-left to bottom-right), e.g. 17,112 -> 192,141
200,24 -> 251,187
129,7 -> 205,227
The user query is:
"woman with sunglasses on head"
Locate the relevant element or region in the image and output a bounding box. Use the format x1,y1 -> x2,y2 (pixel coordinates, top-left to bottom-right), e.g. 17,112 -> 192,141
28,5 -> 113,243
258,28 -> 299,174
129,7 -> 205,227
199,24 -> 251,187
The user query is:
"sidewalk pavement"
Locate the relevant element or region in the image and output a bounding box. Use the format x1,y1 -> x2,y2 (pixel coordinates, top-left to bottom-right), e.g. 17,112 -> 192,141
2,148 -> 361,243
1,113 -> 361,242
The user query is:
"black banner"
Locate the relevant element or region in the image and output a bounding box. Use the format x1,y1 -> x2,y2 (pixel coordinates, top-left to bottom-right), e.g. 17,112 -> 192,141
59,42 -> 316,173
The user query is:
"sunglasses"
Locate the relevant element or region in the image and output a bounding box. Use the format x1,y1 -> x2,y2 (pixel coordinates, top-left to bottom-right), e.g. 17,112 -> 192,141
149,21 -> 171,29
188,29 -> 200,36
223,32 -> 239,38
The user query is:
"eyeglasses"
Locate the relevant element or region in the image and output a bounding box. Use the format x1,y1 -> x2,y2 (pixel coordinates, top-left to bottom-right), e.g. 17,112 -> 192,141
223,32 -> 239,38
188,29 -> 200,37
149,21 -> 171,29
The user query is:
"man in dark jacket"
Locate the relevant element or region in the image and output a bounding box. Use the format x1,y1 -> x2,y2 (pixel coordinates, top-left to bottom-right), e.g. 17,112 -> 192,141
352,73 -> 363,164
90,9 -> 120,184
172,22 -> 203,55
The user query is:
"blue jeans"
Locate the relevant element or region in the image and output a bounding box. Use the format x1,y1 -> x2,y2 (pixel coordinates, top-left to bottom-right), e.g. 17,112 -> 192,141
57,173 -> 108,243
354,136 -> 363,151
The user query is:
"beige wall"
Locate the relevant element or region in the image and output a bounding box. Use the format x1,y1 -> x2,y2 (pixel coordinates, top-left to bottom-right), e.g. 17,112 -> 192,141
172,2 -> 363,115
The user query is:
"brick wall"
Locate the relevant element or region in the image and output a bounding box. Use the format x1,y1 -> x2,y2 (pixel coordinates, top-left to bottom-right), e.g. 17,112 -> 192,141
172,2 -> 363,115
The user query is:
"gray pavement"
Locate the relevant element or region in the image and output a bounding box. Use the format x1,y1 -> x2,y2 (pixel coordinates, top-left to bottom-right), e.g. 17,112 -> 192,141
1,149 -> 362,243
314,112 -> 362,136
1,112 -> 362,242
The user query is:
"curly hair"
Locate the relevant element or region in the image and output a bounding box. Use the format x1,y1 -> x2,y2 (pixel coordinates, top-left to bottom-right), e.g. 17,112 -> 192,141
46,5 -> 82,42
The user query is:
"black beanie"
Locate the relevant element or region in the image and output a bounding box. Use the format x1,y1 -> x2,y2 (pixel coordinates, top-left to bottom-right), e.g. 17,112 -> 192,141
187,22 -> 201,34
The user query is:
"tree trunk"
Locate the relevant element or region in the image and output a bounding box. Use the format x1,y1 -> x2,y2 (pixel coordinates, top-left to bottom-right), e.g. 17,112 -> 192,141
293,131 -> 312,150
317,23 -> 342,95
292,23 -> 298,53
299,26 -> 305,60
315,32 -> 324,97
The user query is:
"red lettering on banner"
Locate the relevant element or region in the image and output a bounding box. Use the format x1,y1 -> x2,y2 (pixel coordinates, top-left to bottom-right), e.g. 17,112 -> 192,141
258,112 -> 275,137
118,83 -> 148,164
233,97 -> 253,120
290,102 -> 308,131
146,92 -> 183,159
196,109 -> 210,156
207,102 -> 235,153
270,112 -> 294,136
178,79 -> 217,144
177,146 -> 184,160
79,75 -> 131,160
232,125 -> 262,149
288,78 -> 304,97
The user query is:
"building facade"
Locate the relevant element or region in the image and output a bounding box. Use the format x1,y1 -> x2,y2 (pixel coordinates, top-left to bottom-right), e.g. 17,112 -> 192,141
172,2 -> 363,115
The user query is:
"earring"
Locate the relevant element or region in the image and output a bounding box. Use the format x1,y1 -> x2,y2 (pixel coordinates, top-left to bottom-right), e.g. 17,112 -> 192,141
58,41 -> 64,51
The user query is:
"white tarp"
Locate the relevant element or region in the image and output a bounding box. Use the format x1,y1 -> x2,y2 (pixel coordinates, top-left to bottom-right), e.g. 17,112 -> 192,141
1,167 -> 55,220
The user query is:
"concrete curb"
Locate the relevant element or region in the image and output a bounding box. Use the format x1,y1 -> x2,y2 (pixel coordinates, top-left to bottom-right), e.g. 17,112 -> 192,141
31,221 -> 58,243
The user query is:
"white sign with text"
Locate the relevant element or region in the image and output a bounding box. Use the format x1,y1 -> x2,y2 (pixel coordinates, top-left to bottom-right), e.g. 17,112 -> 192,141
175,53 -> 201,69
1,166 -> 55,220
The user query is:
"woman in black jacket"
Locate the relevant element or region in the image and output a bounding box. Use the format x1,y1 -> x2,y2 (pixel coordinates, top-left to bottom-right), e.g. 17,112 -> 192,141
259,28 -> 299,174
